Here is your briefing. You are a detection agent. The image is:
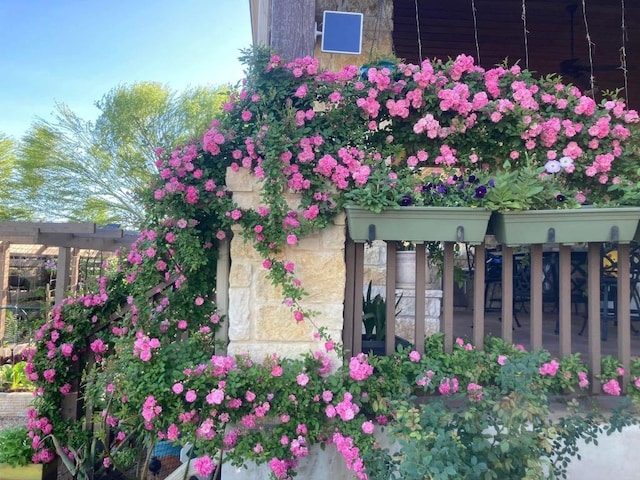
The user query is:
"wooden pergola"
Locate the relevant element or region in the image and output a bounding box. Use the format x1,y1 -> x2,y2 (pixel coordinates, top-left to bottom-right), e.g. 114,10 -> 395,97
0,222 -> 137,342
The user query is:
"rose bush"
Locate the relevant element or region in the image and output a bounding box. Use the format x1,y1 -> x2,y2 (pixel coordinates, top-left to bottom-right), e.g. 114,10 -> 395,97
25,46 -> 640,479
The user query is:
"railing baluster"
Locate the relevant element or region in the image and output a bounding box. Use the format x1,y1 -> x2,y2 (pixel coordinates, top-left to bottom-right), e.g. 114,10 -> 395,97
343,238 -> 357,357
558,245 -> 572,357
473,243 -> 486,349
442,242 -> 455,353
415,243 -> 426,354
587,242 -> 602,393
352,241 -> 365,356
385,241 -> 397,355
501,246 -> 514,343
617,242 -> 631,392
530,244 -> 543,350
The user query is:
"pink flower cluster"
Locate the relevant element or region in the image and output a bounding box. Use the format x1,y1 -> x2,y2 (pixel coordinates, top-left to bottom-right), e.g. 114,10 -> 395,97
539,359 -> 560,376
133,331 -> 161,362
349,353 -> 374,381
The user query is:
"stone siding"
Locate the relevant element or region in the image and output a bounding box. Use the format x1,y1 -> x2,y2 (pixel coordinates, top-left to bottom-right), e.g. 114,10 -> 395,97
225,168 -> 346,359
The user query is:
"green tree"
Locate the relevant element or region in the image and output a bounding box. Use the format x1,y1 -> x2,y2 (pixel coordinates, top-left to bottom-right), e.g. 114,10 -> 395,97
0,134 -> 31,220
16,82 -> 231,227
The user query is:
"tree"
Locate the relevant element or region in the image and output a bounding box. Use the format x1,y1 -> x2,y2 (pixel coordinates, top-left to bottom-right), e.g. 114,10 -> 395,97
16,82 -> 232,228
0,134 -> 31,220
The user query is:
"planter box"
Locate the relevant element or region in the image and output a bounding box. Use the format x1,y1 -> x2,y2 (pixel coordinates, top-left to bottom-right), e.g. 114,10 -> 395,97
490,207 -> 640,246
0,463 -> 43,480
345,206 -> 491,244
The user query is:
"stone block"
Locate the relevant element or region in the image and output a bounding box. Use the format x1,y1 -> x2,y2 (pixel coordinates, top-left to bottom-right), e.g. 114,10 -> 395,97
227,341 -> 319,362
225,167 -> 256,192
230,235 -> 263,262
228,262 -> 252,288
364,242 -> 385,267
295,254 -> 345,302
228,288 -> 251,341
305,303 -> 345,331
254,305 -> 315,341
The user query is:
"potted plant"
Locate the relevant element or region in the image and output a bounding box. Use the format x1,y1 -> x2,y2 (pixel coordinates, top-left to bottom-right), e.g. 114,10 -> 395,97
0,426 -> 56,480
362,281 -> 409,354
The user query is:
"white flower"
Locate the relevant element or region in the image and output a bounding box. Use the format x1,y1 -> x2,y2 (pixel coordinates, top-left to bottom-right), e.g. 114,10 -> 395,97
545,159 -> 562,173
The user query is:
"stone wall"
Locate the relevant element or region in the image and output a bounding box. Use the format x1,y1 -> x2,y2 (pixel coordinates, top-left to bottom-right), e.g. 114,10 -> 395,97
225,168 -> 346,359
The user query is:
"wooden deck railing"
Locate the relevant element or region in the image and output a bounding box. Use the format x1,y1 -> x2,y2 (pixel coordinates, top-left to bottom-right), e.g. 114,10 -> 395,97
344,238 -> 639,394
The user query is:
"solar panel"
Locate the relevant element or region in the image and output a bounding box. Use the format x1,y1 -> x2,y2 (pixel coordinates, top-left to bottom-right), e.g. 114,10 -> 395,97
321,11 -> 363,55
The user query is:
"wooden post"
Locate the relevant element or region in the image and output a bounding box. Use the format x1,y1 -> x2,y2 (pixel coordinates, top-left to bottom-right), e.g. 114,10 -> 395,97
271,0 -> 315,61
216,239 -> 230,355
0,242 -> 10,342
55,247 -> 71,304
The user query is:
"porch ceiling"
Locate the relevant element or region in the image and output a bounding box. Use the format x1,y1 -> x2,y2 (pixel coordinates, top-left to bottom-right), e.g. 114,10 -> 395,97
393,0 -> 640,108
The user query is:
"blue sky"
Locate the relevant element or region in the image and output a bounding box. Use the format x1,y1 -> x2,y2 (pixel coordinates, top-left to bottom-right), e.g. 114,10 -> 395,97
0,0 -> 253,139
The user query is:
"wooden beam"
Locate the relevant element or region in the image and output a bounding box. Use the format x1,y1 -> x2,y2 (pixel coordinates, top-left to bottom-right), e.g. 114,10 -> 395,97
0,221 -> 95,234
270,0 -> 315,61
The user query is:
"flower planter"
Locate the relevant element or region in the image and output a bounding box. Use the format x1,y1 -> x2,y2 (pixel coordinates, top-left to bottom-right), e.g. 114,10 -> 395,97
0,463 -> 44,480
345,206 -> 491,244
490,207 -> 640,246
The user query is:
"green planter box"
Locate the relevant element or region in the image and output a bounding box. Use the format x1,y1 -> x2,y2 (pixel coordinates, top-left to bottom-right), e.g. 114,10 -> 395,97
490,207 -> 640,246
345,206 -> 491,244
0,463 -> 43,480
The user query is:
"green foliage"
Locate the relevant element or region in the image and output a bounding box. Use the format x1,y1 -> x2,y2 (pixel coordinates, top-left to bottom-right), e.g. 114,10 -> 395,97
0,361 -> 34,392
15,82 -> 233,227
362,281 -> 403,341
483,159 -> 579,212
0,426 -> 33,466
365,355 -> 638,480
0,134 -> 31,220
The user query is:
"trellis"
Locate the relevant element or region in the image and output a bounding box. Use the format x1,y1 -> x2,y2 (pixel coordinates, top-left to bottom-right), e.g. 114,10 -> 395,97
0,222 -> 137,345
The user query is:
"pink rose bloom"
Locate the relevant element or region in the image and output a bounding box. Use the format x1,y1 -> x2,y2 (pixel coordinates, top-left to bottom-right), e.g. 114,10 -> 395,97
185,390 -> 197,402
603,379 -> 621,396
296,373 -> 309,386
361,420 -> 375,434
409,350 -> 421,362
497,355 -> 507,366
172,382 -> 184,394
193,456 -> 216,477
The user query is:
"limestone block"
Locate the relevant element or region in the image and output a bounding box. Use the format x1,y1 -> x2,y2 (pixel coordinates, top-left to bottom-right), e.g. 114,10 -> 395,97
253,269 -> 284,302
227,341 -> 320,362
295,233 -> 321,251
225,167 -> 256,192
254,305 -> 315,341
396,316 -> 441,343
305,303 -> 345,331
230,235 -> 263,262
294,254 -> 345,302
228,288 -> 251,341
332,211 -> 346,227
283,192 -> 302,211
364,242 -> 385,267
364,268 -> 387,288
229,261 -> 252,288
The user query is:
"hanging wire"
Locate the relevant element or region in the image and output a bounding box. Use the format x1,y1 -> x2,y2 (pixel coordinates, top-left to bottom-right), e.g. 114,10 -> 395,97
521,0 -> 529,70
580,0 -> 596,98
620,0 -> 629,105
414,0 -> 423,63
471,0 -> 481,65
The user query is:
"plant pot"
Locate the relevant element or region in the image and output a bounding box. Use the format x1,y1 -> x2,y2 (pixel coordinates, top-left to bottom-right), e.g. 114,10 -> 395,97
345,206 -> 491,244
361,335 -> 411,356
489,207 -> 640,246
